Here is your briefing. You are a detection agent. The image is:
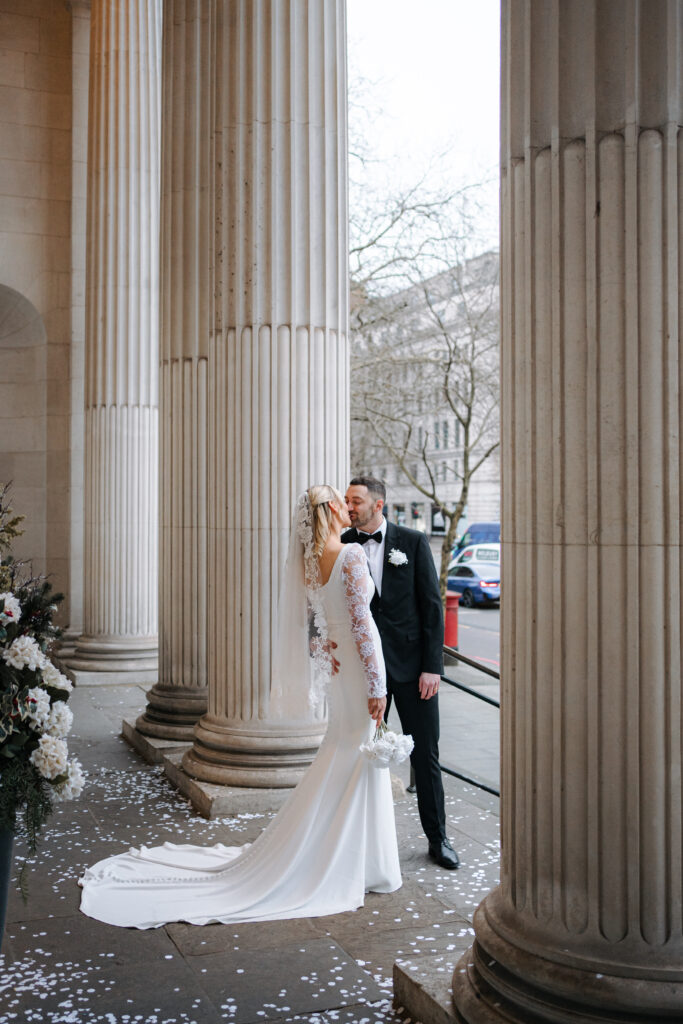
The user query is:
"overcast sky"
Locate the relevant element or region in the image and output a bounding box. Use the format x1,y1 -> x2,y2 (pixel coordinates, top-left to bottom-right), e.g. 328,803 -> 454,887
347,0 -> 501,245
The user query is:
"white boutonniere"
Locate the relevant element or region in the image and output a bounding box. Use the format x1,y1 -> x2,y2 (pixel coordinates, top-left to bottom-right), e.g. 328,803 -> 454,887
388,548 -> 408,566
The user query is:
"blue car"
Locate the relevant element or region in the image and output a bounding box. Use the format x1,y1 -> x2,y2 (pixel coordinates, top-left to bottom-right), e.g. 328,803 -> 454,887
447,560 -> 501,607
453,521 -> 500,556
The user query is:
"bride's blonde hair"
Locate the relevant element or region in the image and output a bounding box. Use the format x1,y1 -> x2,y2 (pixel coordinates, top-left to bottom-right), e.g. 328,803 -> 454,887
307,484 -> 345,557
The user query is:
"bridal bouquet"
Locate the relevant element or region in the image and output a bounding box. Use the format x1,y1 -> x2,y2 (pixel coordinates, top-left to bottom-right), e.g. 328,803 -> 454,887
0,487 -> 84,856
360,720 -> 414,768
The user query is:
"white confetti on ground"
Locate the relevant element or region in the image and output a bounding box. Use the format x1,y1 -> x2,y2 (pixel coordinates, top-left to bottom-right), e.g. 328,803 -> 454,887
1,692 -> 500,1024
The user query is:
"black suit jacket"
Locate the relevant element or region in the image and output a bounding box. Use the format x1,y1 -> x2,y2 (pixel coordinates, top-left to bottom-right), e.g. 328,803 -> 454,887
342,522 -> 444,683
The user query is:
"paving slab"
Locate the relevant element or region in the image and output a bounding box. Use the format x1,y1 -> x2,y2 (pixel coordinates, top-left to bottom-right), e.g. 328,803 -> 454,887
282,1007 -> 404,1024
332,920 -> 471,973
166,918 -> 320,958
184,939 -> 383,1023
1,953 -> 222,1024
6,912 -> 180,965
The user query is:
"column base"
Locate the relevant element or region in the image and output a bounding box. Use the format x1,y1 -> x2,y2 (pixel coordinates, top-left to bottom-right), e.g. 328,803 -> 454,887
121,718 -> 191,765
163,750 -> 292,818
135,683 -> 208,741
53,629 -> 81,663
451,900 -> 683,1023
182,715 -> 326,788
62,635 -> 158,685
394,949 -> 470,1024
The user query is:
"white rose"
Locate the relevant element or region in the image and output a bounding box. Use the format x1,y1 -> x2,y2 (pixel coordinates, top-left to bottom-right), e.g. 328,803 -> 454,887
3,635 -> 47,672
26,686 -> 51,731
41,660 -> 73,694
53,758 -> 85,801
46,701 -> 73,739
29,734 -> 68,780
0,592 -> 21,625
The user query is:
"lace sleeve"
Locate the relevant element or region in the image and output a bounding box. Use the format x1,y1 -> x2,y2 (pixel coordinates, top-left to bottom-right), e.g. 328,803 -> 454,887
341,545 -> 386,698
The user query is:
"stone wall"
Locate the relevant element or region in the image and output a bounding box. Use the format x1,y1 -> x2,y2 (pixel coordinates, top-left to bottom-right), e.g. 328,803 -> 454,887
0,0 -> 73,622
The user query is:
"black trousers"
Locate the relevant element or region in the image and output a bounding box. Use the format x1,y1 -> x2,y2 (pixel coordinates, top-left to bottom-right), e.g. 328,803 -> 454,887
386,673 -> 446,845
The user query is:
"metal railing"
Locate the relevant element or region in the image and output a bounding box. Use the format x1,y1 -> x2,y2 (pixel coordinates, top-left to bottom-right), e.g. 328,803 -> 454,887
437,644 -> 500,798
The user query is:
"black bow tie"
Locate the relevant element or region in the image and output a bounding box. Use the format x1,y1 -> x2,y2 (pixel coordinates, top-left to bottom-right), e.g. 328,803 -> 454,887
357,531 -> 382,544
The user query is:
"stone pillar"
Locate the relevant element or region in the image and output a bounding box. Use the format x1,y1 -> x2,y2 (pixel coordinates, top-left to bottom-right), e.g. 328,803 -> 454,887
452,2 -> 683,1021
58,0 -> 91,663
66,0 -> 162,684
180,0 -> 349,790
135,1 -> 210,739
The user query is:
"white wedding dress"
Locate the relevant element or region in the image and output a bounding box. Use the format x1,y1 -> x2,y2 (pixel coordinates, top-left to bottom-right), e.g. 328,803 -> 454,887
79,544 -> 401,929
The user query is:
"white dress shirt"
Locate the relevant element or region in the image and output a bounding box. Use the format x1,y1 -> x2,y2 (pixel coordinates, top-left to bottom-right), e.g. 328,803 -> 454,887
358,518 -> 387,595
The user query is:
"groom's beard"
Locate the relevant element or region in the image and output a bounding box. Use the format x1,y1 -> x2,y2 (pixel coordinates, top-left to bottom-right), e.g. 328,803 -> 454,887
350,512 -> 373,530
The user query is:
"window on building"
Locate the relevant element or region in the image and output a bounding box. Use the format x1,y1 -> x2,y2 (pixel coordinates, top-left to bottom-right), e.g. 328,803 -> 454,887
443,420 -> 449,449
431,504 -> 446,534
434,420 -> 440,449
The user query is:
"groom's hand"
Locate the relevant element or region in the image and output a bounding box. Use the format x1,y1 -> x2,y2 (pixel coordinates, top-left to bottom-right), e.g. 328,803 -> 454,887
312,638 -> 340,674
368,696 -> 386,725
418,672 -> 440,700
328,641 -> 340,675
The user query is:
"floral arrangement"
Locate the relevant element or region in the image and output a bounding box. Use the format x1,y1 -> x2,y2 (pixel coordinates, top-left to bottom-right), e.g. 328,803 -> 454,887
388,548 -> 408,567
360,720 -> 414,767
0,485 -> 84,856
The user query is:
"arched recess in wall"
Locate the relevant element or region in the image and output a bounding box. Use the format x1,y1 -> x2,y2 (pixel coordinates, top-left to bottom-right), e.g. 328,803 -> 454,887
0,284 -> 48,569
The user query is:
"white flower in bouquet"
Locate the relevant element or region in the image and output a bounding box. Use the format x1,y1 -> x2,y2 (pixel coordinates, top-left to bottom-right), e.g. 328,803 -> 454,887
41,660 -> 73,694
46,700 -> 73,739
53,758 -> 85,802
26,686 -> 51,731
360,721 -> 414,768
0,592 -> 21,624
29,734 -> 68,780
3,634 -> 47,672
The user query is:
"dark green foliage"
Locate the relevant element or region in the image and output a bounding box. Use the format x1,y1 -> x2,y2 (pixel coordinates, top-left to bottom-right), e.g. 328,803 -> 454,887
0,756 -> 52,851
0,485 -> 68,857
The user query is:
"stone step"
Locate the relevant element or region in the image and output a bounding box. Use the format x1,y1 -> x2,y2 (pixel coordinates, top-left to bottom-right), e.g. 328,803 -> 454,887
393,949 -> 470,1024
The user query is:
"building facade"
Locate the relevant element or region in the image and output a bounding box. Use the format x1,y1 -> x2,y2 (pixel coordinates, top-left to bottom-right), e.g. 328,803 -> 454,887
351,252 -> 500,542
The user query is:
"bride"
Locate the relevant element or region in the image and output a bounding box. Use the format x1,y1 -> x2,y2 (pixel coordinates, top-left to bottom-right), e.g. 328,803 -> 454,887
79,485 -> 402,928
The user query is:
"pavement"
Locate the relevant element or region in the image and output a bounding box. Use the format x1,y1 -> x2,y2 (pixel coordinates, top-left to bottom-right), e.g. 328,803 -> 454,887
0,677 -> 500,1024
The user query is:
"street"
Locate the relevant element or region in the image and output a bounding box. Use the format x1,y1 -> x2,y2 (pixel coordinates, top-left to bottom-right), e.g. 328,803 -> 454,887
389,604 -> 502,794
439,604 -> 500,792
455,604 -> 500,672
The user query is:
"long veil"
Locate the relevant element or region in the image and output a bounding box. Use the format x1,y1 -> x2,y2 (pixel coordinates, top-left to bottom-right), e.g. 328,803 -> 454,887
269,493 -> 331,723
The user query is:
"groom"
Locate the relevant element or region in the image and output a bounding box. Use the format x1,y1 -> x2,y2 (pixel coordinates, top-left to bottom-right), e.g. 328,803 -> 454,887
343,476 -> 459,870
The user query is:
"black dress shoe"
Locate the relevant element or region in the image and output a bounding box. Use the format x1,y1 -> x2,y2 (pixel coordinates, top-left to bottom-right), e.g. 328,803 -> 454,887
428,839 -> 460,870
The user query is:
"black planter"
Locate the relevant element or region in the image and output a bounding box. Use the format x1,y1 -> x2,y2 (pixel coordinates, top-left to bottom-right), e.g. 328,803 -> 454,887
0,827 -> 13,952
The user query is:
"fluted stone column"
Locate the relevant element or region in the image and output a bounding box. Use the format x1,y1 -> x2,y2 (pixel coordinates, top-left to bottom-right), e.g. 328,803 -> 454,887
180,0 -> 348,789
452,3 -> 683,1021
58,0 -> 91,665
135,2 -> 210,738
66,0 -> 162,684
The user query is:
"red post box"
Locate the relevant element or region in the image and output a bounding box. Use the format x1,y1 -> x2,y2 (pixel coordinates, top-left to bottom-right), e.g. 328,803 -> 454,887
444,591 -> 459,649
